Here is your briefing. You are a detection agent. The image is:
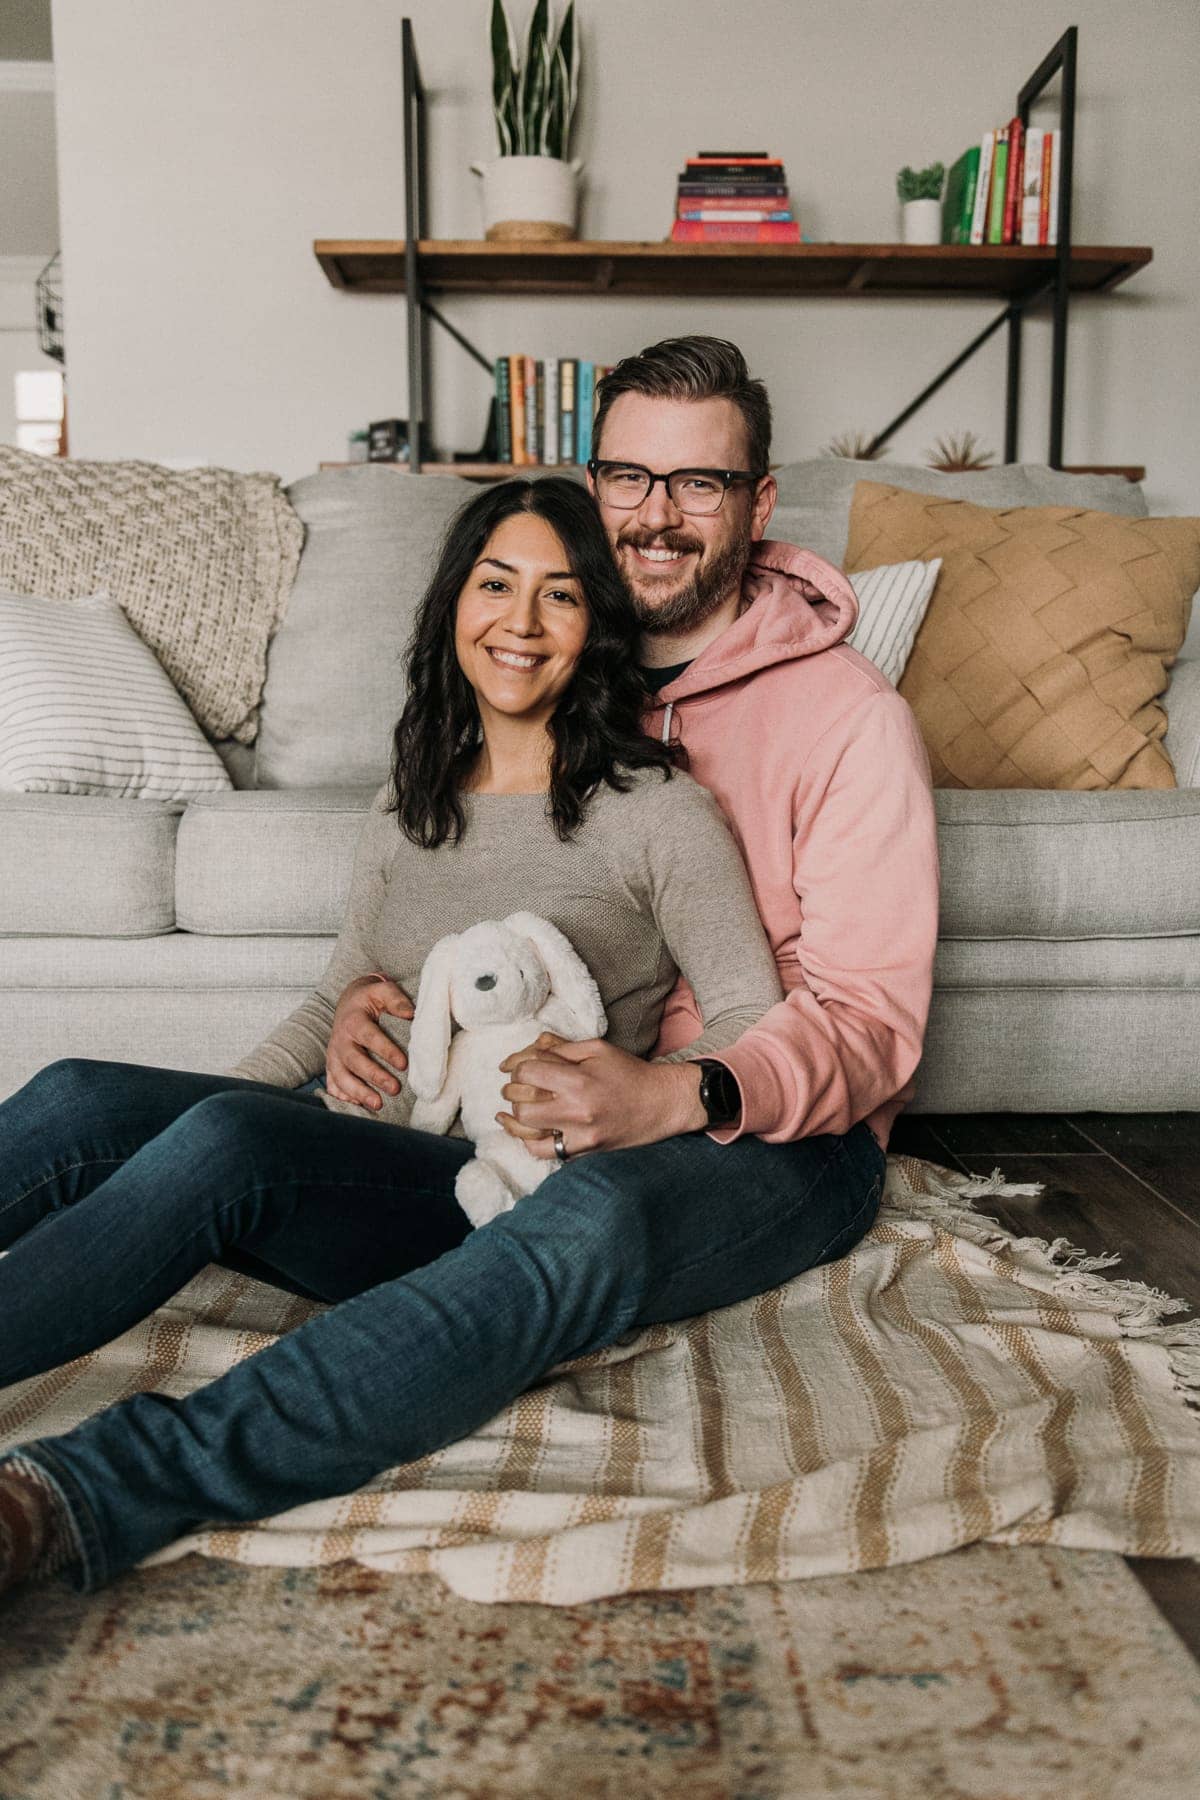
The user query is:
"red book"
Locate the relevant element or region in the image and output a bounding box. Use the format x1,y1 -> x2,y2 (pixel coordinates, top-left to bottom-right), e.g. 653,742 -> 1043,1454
678,193 -> 794,211
1039,130 -> 1054,244
669,220 -> 801,242
1001,116 -> 1023,245
688,154 -> 779,166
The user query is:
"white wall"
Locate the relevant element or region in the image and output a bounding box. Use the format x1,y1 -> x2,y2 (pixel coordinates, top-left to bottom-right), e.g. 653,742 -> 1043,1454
51,0 -> 1200,516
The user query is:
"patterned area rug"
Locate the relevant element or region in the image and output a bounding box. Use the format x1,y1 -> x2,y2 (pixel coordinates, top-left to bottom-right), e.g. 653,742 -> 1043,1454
2,1541 -> 1197,1798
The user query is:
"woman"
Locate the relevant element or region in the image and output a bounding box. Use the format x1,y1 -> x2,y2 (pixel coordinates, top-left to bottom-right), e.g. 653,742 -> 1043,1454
0,476 -> 790,1599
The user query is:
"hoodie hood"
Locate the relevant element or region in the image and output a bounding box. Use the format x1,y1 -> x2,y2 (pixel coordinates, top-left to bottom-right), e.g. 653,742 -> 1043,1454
648,538 -> 859,704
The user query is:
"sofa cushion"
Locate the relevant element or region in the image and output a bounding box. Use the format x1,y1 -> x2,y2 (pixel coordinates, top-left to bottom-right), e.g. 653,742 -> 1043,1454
0,792 -> 180,936
0,588 -> 232,799
769,457 -> 1148,567
255,468 -> 478,789
175,787 -> 377,934
846,483 -> 1199,789
935,788 -> 1200,938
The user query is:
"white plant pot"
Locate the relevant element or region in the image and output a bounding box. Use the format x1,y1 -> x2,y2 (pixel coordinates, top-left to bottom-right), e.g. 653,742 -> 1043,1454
470,155 -> 583,242
901,198 -> 942,245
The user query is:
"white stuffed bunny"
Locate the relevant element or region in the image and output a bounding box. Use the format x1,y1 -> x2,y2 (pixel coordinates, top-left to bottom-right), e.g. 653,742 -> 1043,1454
407,912 -> 607,1228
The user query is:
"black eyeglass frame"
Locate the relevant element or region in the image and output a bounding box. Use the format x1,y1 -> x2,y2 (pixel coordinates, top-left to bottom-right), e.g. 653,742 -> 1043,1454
586,459 -> 767,512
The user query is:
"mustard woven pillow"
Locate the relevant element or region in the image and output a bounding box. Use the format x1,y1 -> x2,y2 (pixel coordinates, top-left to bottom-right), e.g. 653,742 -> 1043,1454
845,481 -> 1200,789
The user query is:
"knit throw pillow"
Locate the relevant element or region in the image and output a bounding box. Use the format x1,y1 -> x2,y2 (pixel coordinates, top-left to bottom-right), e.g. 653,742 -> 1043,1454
0,589 -> 232,799
845,481 -> 1200,789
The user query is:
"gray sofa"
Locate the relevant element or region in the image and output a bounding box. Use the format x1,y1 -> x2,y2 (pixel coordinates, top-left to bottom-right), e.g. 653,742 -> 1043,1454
2,458 -> 1198,1114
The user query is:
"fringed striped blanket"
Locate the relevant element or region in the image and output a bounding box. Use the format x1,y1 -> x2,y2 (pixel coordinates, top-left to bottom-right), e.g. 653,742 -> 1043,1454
2,1156 -> 1197,1605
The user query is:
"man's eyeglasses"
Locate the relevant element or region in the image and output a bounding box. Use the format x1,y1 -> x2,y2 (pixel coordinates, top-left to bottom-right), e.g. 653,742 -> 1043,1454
587,460 -> 764,516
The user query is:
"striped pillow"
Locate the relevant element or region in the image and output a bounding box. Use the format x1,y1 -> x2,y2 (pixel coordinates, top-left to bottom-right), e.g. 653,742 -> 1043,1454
847,558 -> 942,685
0,589 -> 232,799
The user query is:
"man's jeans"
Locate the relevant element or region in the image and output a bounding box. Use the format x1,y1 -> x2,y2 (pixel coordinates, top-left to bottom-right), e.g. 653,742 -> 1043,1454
0,1058 -> 887,1592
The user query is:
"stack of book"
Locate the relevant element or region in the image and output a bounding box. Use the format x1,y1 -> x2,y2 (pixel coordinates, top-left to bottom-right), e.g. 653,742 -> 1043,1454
493,357 -> 614,467
941,123 -> 1062,246
670,151 -> 801,243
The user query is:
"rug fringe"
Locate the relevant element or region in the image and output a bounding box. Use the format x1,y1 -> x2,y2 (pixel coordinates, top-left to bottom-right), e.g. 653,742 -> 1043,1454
883,1157 -> 1200,1398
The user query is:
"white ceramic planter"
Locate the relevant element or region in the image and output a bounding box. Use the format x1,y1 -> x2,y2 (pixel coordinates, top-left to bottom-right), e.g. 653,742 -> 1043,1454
901,198 -> 942,245
470,155 -> 583,241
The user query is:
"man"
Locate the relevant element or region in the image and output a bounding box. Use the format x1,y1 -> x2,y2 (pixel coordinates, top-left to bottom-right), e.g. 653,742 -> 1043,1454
331,337 -> 936,1226
0,338 -> 937,1599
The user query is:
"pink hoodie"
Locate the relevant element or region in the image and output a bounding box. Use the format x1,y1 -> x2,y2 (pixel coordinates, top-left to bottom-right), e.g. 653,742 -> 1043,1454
645,538 -> 939,1153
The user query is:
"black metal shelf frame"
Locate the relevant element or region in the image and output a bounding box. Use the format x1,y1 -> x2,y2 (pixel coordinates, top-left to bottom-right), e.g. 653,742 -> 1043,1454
397,21 -> 1082,470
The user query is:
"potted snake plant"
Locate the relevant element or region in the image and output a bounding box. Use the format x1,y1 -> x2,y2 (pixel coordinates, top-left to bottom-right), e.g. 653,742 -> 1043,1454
471,0 -> 581,241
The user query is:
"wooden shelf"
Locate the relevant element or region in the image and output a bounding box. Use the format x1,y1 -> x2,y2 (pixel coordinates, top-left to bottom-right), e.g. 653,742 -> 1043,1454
314,239 -> 1152,301
321,462 -> 581,479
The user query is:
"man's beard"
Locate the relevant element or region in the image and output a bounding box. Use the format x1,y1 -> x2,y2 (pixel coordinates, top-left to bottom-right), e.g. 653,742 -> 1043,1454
618,514 -> 754,636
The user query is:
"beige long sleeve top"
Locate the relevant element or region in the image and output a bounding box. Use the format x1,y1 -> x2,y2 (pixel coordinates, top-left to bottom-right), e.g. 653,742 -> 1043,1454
227,767 -> 782,1130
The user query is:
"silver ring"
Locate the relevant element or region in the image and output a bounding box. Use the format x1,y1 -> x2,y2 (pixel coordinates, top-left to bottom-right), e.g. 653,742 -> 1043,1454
552,1128 -> 569,1165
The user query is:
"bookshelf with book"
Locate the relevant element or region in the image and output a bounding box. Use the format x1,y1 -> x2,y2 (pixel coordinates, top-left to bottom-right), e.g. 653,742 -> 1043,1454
941,123 -> 1061,247
670,151 -> 802,243
317,24 -> 1148,475
494,354 -> 612,467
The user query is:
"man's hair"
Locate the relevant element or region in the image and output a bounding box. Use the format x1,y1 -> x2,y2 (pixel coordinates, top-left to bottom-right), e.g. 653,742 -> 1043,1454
592,336 -> 772,474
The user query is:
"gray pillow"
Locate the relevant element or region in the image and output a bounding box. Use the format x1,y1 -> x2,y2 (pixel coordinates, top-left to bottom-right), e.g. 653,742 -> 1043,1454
768,458 -> 1149,567
255,467 -> 477,789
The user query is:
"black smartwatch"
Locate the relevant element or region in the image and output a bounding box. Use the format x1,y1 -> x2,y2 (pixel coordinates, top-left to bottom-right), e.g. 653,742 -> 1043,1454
694,1059 -> 741,1129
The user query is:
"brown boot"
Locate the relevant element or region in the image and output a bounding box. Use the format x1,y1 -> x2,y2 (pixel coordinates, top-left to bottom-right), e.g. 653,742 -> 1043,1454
0,1458 -> 78,1599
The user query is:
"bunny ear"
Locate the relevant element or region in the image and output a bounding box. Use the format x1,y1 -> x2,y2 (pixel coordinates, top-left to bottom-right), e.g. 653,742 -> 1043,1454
407,932 -> 461,1099
502,911 -> 607,1039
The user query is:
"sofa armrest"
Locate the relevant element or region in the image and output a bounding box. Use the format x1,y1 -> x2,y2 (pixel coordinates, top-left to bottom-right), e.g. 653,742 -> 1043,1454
1165,657 -> 1200,788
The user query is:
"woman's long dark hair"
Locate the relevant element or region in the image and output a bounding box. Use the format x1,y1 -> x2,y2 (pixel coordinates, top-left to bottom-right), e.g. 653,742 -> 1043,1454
387,477 -> 679,847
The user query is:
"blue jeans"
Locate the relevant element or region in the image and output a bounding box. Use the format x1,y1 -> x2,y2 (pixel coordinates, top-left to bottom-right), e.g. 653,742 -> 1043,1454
0,1058 -> 886,1592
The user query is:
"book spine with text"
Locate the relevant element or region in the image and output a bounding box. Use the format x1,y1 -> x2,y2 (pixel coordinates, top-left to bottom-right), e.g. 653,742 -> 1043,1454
542,359 -> 559,465
958,146 -> 980,242
677,208 -> 794,221
677,182 -> 788,199
494,358 -> 511,464
684,161 -> 784,180
986,129 -> 1009,244
1045,130 -> 1061,245
509,353 -> 527,466
670,220 -> 800,242
576,362 -> 595,463
1039,131 -> 1054,243
534,360 -> 546,463
969,130 -> 996,244
1001,118 -> 1023,245
1020,126 -> 1045,245
523,355 -> 538,464
559,358 -> 576,463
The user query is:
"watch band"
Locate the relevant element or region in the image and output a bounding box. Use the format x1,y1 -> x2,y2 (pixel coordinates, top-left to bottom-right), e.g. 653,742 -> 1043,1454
695,1058 -> 741,1129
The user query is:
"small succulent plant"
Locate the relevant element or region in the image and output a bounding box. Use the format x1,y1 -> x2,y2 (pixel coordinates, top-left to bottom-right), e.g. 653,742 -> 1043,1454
896,162 -> 945,203
927,431 -> 996,472
823,431 -> 884,461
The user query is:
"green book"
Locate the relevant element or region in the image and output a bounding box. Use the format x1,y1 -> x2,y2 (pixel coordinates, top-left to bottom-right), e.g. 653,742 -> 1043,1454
955,146 -> 980,244
941,156 -> 964,244
986,134 -> 1009,244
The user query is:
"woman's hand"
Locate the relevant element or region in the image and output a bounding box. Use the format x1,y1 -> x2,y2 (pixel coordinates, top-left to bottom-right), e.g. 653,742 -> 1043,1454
324,974 -> 414,1112
497,1034 -> 707,1159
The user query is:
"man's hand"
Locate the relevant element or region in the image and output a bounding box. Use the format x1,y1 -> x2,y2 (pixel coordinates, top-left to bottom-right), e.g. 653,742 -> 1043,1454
497,1033 -> 707,1160
324,973 -> 414,1112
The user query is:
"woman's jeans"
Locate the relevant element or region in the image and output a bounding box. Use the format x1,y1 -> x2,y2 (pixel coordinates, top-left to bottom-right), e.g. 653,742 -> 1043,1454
0,1058 -> 887,1593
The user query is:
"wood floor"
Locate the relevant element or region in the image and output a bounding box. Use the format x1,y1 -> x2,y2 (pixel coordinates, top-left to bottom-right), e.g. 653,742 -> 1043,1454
888,1109 -> 1200,1664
